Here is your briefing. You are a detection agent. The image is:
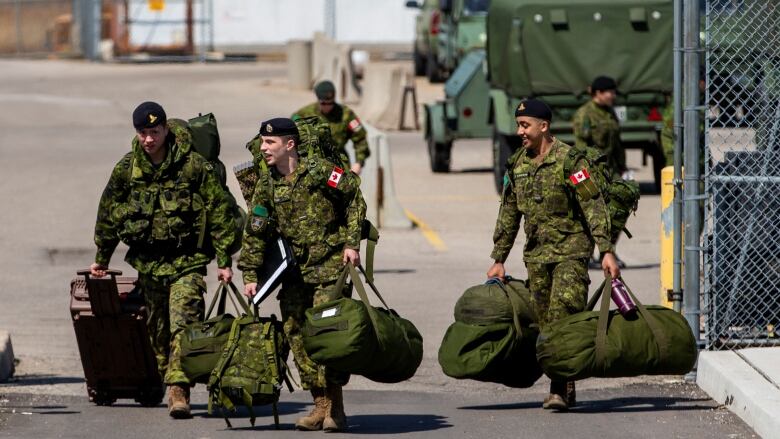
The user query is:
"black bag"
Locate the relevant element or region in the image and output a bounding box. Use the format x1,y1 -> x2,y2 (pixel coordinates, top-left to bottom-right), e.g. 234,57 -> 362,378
180,282 -> 249,384
302,264 -> 423,383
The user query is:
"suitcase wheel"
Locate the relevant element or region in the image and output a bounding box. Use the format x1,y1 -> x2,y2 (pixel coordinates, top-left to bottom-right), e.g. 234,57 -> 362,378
93,391 -> 116,406
136,387 -> 164,407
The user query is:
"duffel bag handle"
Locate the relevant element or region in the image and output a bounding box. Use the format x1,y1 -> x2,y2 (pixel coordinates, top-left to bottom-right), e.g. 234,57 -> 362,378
594,276 -> 670,372
205,281 -> 250,319
485,276 -> 525,340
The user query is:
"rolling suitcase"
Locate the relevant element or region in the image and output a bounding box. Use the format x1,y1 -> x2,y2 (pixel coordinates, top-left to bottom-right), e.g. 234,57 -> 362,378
70,269 -> 164,406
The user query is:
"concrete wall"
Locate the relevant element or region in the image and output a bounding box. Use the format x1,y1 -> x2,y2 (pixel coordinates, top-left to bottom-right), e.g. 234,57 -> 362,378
128,0 -> 417,48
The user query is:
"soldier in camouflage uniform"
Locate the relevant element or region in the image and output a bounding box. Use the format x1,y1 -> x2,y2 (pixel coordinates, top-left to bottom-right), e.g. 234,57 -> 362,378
487,99 -> 621,411
292,80 -> 370,175
238,118 -> 366,432
573,76 -> 626,178
90,102 -> 237,419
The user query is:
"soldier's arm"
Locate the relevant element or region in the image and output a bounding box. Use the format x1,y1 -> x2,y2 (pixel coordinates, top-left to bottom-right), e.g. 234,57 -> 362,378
199,164 -> 237,269
237,178 -> 273,284
93,159 -> 129,266
572,109 -> 592,149
490,172 -> 522,262
569,157 -> 614,254
345,109 -> 370,165
327,163 -> 366,250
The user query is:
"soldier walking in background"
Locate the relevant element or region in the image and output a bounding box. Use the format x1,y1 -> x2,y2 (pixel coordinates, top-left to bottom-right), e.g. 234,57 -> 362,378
292,80 -> 371,175
573,76 -> 626,178
239,118 -> 367,432
487,99 -> 621,411
90,102 -> 238,419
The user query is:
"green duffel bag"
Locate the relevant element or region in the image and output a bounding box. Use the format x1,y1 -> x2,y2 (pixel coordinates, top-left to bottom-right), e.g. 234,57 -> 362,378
536,277 -> 697,381
438,277 -> 543,388
181,282 -> 249,384
303,264 -> 423,383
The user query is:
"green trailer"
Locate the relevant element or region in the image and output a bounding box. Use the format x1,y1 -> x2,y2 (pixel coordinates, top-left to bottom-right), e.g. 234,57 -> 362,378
488,0 -> 673,190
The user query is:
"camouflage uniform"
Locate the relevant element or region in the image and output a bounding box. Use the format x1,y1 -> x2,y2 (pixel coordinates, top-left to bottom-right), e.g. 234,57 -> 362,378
573,100 -> 626,177
491,138 -> 613,327
238,155 -> 367,389
93,121 -> 237,385
292,103 -> 370,166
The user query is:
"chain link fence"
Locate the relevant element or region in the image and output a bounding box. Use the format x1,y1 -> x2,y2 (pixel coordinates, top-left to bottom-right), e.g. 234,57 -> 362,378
0,0 -> 73,55
704,0 -> 780,349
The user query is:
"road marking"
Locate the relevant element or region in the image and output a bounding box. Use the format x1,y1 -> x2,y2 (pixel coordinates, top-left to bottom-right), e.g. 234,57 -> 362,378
404,209 -> 447,252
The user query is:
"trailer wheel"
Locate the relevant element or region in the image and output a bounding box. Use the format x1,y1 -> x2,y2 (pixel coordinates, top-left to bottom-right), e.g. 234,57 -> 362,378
493,131 -> 515,193
428,137 -> 452,173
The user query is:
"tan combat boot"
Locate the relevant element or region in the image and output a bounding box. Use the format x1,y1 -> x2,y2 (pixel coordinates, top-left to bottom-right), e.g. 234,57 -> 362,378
295,388 -> 328,431
167,384 -> 191,419
542,381 -> 568,411
323,385 -> 347,432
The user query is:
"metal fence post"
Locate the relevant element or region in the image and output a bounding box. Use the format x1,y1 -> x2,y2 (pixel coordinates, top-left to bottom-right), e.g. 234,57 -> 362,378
672,0 -> 683,314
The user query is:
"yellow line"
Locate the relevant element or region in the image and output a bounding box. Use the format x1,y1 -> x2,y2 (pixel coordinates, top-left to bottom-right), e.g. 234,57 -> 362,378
404,209 -> 448,252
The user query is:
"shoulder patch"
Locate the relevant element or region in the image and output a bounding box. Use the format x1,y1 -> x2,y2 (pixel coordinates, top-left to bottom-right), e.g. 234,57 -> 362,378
347,118 -> 362,133
327,166 -> 344,188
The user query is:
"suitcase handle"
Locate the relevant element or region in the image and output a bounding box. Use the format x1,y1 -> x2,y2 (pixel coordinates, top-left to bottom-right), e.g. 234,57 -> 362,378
77,268 -> 123,277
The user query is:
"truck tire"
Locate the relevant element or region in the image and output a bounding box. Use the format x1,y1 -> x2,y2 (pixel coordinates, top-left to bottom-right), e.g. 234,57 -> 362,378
414,46 -> 426,77
493,131 -> 515,193
426,51 -> 444,83
428,137 -> 452,173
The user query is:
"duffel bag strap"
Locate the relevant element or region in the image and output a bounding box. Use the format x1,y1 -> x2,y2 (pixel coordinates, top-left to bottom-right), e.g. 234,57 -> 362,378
594,279 -> 612,371
225,281 -> 250,315
347,264 -> 386,349
487,278 -> 524,339
205,282 -> 230,318
361,220 -> 380,284
620,277 -> 670,366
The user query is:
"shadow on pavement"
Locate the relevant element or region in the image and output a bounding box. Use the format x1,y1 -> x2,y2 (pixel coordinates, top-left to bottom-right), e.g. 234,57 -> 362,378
346,414 -> 451,434
190,401 -> 309,419
571,396 -> 714,413
458,401 -> 540,411
1,375 -> 85,386
452,167 -> 493,174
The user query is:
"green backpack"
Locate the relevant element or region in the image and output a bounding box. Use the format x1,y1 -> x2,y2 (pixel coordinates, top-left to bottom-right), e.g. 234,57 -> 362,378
165,114 -> 245,257
207,310 -> 293,429
563,146 -> 640,242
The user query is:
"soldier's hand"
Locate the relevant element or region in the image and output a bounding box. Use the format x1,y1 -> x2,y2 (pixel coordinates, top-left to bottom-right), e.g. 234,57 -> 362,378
350,163 -> 363,175
602,252 -> 621,279
218,267 -> 233,284
244,283 -> 258,299
90,263 -> 108,278
486,262 -> 506,282
343,248 -> 361,267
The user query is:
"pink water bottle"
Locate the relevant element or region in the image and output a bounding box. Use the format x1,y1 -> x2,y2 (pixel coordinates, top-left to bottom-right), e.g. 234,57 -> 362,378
611,278 -> 637,317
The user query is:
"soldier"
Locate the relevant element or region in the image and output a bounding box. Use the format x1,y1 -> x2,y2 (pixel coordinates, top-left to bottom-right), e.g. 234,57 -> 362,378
487,99 -> 621,411
573,76 -> 626,178
292,80 -> 370,175
90,102 -> 238,419
238,118 -> 366,432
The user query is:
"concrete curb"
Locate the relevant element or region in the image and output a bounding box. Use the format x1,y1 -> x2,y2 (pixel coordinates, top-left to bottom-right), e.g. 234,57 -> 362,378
0,330 -> 15,382
697,349 -> 780,439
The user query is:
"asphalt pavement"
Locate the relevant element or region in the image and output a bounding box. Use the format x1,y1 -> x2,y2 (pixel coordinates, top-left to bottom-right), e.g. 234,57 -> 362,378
0,59 -> 759,438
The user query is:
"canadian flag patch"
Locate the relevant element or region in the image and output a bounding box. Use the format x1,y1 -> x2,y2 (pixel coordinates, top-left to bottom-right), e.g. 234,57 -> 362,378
347,119 -> 362,132
569,169 -> 590,185
328,166 -> 344,188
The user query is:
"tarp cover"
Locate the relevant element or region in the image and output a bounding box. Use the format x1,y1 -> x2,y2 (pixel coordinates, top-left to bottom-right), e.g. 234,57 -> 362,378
488,0 -> 673,97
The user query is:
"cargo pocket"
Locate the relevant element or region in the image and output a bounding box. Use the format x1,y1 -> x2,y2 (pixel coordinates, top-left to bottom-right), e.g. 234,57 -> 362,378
545,193 -> 570,217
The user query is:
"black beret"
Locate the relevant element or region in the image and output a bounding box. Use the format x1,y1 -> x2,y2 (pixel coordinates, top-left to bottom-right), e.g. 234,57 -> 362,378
591,75 -> 617,92
260,117 -> 299,137
314,80 -> 336,100
132,101 -> 166,129
514,98 -> 552,121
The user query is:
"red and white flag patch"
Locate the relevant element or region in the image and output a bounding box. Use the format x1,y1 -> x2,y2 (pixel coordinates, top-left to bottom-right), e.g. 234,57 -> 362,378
328,166 -> 344,188
569,169 -> 590,185
347,118 -> 362,133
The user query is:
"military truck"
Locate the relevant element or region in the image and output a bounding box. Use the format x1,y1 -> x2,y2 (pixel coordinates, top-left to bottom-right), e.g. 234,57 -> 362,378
407,0 -> 489,82
425,0 -> 673,191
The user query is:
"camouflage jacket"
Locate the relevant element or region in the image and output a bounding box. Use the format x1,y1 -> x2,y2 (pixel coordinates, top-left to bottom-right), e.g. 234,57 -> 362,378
238,156 -> 367,285
491,138 -> 614,264
572,100 -> 625,175
292,103 -> 370,165
94,122 -> 237,277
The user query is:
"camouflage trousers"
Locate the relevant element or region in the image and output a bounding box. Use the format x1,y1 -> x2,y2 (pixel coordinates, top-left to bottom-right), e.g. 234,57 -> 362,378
526,259 -> 590,328
139,271 -> 206,385
278,276 -> 351,390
